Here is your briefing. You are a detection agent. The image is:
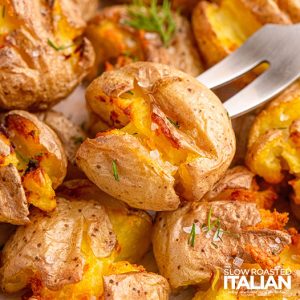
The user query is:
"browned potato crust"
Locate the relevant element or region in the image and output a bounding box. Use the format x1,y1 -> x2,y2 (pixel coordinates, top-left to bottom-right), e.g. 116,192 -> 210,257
86,5 -> 203,79
76,62 -> 235,210
0,0 -> 95,110
205,166 -> 278,209
153,201 -> 291,289
0,110 -> 67,224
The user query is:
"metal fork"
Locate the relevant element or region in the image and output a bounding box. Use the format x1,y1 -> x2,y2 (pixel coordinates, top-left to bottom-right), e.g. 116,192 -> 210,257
197,24 -> 300,118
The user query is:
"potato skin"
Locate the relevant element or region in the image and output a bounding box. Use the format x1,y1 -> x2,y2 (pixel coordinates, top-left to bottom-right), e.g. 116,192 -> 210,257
0,180 -> 154,298
0,0 -> 94,110
192,0 -> 292,67
86,5 -> 203,79
103,272 -> 170,300
77,62 -> 235,210
152,201 -> 291,289
74,0 -> 99,20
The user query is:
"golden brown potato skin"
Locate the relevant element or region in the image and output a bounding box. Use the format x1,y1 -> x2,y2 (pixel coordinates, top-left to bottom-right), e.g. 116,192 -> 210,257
0,180 -> 155,299
153,201 -> 291,289
77,62 -> 235,210
86,5 -> 203,79
0,0 -> 94,110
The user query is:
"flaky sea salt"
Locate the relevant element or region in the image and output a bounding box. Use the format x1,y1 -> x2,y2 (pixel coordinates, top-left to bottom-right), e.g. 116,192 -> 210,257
233,257 -> 244,267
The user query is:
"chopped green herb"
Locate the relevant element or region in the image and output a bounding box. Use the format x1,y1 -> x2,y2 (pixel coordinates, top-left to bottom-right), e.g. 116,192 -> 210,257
126,90 -> 134,95
126,0 -> 176,46
71,136 -> 84,145
188,223 -> 196,247
207,206 -> 213,231
112,160 -> 119,181
167,117 -> 180,128
80,122 -> 86,131
15,150 -> 29,164
47,39 -> 73,51
211,242 -> 218,249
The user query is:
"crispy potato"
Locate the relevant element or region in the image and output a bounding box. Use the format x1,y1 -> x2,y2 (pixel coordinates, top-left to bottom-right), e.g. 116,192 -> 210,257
0,0 -> 94,110
152,200 -> 291,289
0,110 -> 67,224
86,5 -> 203,79
193,233 -> 300,299
246,83 -> 300,205
0,179 -> 159,299
192,0 -> 292,67
205,166 -> 278,209
76,62 -> 235,210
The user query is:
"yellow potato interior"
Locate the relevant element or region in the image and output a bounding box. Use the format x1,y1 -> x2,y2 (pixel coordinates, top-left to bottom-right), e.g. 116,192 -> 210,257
86,19 -> 142,76
5,114 -> 59,211
95,89 -> 199,168
0,1 -> 17,43
34,218 -> 147,299
206,0 -> 261,52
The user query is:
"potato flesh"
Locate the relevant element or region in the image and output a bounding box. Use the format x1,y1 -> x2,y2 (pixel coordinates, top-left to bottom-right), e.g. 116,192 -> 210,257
247,96 -> 300,201
96,89 -> 197,168
206,0 -> 261,52
4,114 -> 59,212
86,19 -> 141,77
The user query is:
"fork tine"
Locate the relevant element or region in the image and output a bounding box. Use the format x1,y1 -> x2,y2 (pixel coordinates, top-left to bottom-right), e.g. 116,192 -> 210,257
197,40 -> 267,89
223,65 -> 300,118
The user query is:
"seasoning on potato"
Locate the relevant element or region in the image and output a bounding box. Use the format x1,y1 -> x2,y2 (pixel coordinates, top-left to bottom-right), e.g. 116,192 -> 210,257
0,180 -> 167,299
152,200 -> 291,289
0,110 -> 67,225
85,1 -> 203,79
0,0 -> 95,110
76,62 -> 236,211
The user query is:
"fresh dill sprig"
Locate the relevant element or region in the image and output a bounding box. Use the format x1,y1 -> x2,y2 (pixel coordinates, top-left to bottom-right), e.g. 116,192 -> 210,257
47,39 -> 73,51
112,160 -> 119,181
71,136 -> 84,145
126,0 -> 176,46
167,117 -> 180,129
188,223 -> 196,247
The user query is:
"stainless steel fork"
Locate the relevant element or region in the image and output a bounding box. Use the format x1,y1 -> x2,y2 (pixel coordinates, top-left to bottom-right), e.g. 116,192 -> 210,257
197,24 -> 300,118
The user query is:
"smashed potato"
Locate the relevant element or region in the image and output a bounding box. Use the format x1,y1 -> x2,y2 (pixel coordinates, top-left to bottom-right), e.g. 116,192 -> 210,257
76,62 -> 235,210
246,83 -> 300,205
0,180 -> 164,299
193,232 -> 300,299
0,110 -> 67,224
205,166 -> 278,209
0,0 -> 94,110
86,4 -> 203,79
192,0 -> 293,67
153,200 -> 290,289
